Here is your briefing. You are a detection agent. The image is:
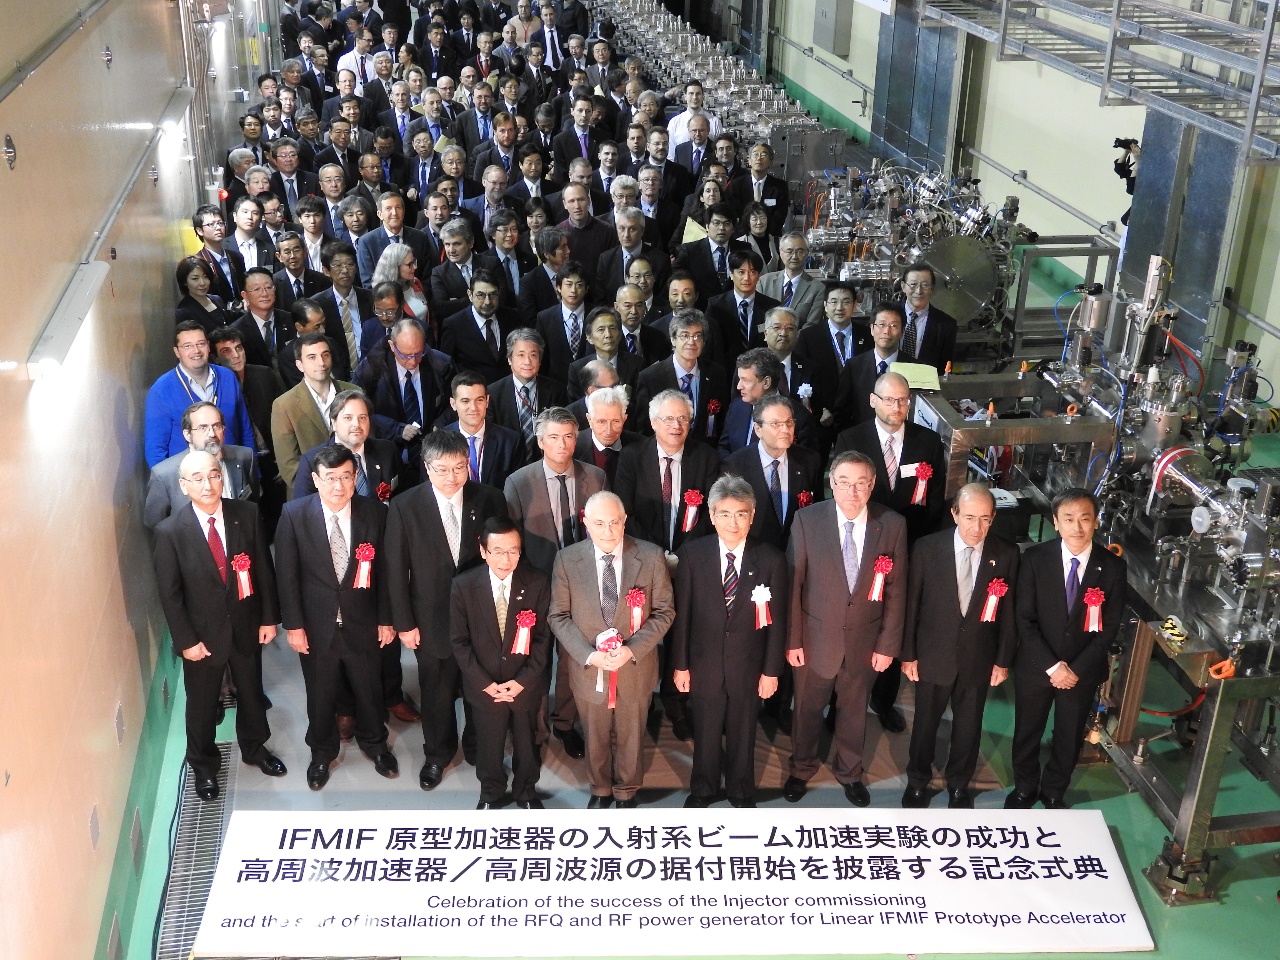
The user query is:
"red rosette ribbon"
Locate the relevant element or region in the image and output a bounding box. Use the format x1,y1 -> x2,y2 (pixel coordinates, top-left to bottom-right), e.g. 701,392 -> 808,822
1083,586 -> 1105,632
376,481 -> 392,503
868,554 -> 893,602
511,609 -> 536,655
981,577 -> 1008,622
231,553 -> 254,600
353,542 -> 375,589
682,488 -> 703,532
706,399 -> 720,437
797,490 -> 813,508
626,587 -> 646,634
911,463 -> 932,506
595,630 -> 624,709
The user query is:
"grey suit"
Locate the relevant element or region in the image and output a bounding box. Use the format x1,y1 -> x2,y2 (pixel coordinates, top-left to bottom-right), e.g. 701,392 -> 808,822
549,537 -> 675,799
758,270 -> 825,329
786,500 -> 909,784
143,446 -> 258,531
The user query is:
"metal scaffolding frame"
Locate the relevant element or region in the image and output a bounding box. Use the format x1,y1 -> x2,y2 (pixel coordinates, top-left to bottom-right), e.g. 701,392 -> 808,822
922,0 -> 1280,163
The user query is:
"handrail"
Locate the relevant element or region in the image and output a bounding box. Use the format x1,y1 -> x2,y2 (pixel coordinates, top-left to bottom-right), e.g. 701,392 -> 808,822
766,28 -> 875,98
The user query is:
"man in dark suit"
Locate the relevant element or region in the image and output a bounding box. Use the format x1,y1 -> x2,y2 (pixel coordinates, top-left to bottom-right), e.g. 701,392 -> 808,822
450,516 -> 554,808
440,268 -> 519,385
573,384 -> 640,485
616,282 -> 672,366
418,22 -> 460,85
725,141 -> 791,237
503,407 -> 607,758
517,226 -> 568,323
275,444 -> 400,790
672,204 -> 748,310
719,348 -> 816,458
672,114 -> 714,180
143,402 -> 260,530
552,93 -> 602,174
633,127 -> 694,208
273,233 -> 332,312
232,268 -> 295,372
830,371 -> 947,734
832,302 -> 914,431
672,475 -> 788,807
902,483 -> 1020,809
631,311 -> 730,445
192,204 -> 247,305
613,388 -> 721,740
269,139 -> 321,219
387,430 -> 510,790
899,261 -> 959,373
443,371 -> 523,487
533,261 -> 591,384
356,191 -> 432,287
487,328 -> 568,462
477,210 -> 538,310
594,206 -> 670,307
704,250 -> 780,370
793,280 -> 869,456
565,316 -> 645,401
152,452 -> 285,802
1008,488 -> 1128,809
430,218 -> 486,319
317,242 -> 376,382
454,81 -> 499,155
783,450 -> 909,807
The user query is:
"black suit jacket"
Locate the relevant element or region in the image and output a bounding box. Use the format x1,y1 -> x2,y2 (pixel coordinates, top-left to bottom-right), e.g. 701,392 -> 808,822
793,321 -> 867,431
313,143 -> 361,187
534,304 -> 590,383
476,248 -> 538,311
442,422 -> 523,487
672,237 -> 749,309
720,444 -> 824,551
450,563 -> 553,699
565,350 -> 643,400
704,290 -> 779,370
269,171 -> 321,218
486,374 -> 568,457
670,535 -> 788,684
293,437 -> 400,499
352,343 -> 453,447
232,309 -> 295,371
832,347 -> 917,431
429,259 -> 478,321
439,306 -> 518,385
726,174 -> 791,235
831,420 -> 948,544
632,357 -> 730,444
613,437 -> 721,552
620,322 -> 672,367
1014,539 -> 1128,687
552,126 -> 602,174
152,501 -> 279,659
385,479 -> 510,657
594,244 -> 670,309
903,530 -> 1021,687
574,428 -> 642,486
673,140 -> 714,179
275,494 -> 392,648
238,363 -> 286,453
517,263 -> 559,324
197,246 -> 247,304
273,267 -> 332,312
902,302 -> 959,373
317,285 -> 377,381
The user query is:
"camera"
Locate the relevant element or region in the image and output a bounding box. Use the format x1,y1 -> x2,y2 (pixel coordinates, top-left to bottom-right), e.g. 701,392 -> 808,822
1114,138 -> 1139,149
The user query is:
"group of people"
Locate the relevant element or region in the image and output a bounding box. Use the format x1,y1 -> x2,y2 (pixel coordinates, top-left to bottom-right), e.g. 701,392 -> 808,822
145,0 -> 1128,813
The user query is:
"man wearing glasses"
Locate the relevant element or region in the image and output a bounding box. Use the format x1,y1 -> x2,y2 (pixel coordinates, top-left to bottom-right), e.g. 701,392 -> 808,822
831,371 -> 948,735
631,309 -> 729,442
783,450 -> 908,807
794,280 -> 869,458
831,302 -> 915,429
899,262 -> 958,372
144,401 -> 259,531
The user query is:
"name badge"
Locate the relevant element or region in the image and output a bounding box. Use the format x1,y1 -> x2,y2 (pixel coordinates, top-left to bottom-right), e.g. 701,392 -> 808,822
764,198 -> 777,207
900,462 -> 919,478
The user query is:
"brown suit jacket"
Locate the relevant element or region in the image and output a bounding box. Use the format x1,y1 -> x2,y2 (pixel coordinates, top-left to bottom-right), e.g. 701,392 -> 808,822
269,378 -> 357,493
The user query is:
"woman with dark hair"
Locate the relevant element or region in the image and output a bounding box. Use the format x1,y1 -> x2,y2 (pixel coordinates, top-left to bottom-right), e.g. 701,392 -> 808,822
174,256 -> 231,333
524,196 -> 553,236
393,43 -> 419,81
739,200 -> 780,272
670,177 -> 723,252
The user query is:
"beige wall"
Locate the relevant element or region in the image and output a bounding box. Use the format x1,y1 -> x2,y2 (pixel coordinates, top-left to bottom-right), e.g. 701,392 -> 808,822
773,0 -> 881,131
0,1 -> 191,958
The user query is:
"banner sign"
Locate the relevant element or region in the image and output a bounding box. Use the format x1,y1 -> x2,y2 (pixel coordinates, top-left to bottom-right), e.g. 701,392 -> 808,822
194,808 -> 1153,956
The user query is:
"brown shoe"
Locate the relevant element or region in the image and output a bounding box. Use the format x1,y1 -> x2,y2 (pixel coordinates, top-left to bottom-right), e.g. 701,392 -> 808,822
389,701 -> 421,724
337,715 -> 355,741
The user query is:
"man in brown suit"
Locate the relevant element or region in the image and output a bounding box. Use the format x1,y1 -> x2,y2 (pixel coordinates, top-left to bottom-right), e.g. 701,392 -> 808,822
269,331 -> 358,491
549,491 -> 675,807
783,450 -> 909,806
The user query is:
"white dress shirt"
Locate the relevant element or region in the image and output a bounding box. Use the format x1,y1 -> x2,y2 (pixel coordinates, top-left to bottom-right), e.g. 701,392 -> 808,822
322,501 -> 352,554
307,379 -> 338,428
657,444 -> 684,545
835,502 -> 869,566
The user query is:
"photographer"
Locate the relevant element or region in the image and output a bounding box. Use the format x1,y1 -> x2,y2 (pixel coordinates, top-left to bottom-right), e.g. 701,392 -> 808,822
1113,138 -> 1139,226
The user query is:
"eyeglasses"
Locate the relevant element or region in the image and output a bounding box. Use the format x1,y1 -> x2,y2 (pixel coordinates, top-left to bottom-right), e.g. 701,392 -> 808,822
316,472 -> 356,486
654,415 -> 692,427
903,282 -> 933,291
182,471 -> 223,484
189,423 -> 225,434
873,394 -> 911,408
484,547 -> 522,558
374,307 -> 401,319
428,462 -> 469,478
832,478 -> 874,492
871,322 -> 902,332
177,340 -> 210,352
201,220 -> 225,228
757,418 -> 795,430
825,297 -> 855,307
674,332 -> 703,342
713,510 -> 752,522
391,342 -> 426,360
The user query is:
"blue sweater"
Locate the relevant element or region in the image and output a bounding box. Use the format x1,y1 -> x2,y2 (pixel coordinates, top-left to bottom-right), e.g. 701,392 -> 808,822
144,365 -> 255,467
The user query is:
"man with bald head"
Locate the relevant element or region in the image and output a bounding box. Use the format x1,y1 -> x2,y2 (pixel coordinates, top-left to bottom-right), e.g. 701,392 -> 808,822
152,451 -> 284,803
557,181 -> 616,264
901,483 -> 1019,809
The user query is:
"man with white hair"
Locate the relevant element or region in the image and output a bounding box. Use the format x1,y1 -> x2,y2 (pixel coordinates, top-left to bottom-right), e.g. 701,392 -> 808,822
574,384 -> 641,484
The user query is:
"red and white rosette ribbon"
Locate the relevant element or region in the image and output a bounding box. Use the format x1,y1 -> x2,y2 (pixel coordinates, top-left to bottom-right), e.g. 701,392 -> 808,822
682,489 -> 703,532
353,543 -> 375,589
910,463 -> 932,505
868,555 -> 893,602
981,577 -> 1008,622
706,399 -> 720,437
511,609 -> 536,655
626,587 -> 645,634
231,553 -> 254,600
797,490 -> 813,508
376,482 -> 392,503
595,630 -> 623,709
1083,587 -> 1105,632
751,584 -> 772,629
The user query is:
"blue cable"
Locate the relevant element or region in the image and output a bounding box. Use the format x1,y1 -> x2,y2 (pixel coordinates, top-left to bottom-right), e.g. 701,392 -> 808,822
1217,363 -> 1247,417
1054,290 -> 1077,362
1259,375 -> 1275,404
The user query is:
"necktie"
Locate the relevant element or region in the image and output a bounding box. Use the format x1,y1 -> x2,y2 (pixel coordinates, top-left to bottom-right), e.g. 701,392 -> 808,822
293,278 -> 303,299
770,459 -> 784,523
485,318 -> 499,356
723,551 -> 738,611
402,371 -> 420,425
754,180 -> 764,202
207,516 -> 227,583
467,434 -> 480,481
504,255 -> 519,294
903,311 -> 919,357
679,373 -> 693,400
355,453 -> 369,497
443,501 -> 461,565
518,384 -> 536,454
604,175 -> 612,193
285,177 -> 298,210
557,473 -> 573,546
625,332 -> 637,354
358,55 -> 368,84
547,31 -> 558,68
692,147 -> 702,171
479,114 -> 490,141
601,553 -> 618,625
495,582 -> 508,634
884,435 -> 898,491
877,359 -> 888,376
263,318 -> 275,355
501,153 -> 510,173
480,57 -> 489,77
331,205 -> 342,235
398,113 -> 407,141
836,330 -> 848,363
216,255 -> 232,289
567,311 -> 581,354
958,545 -> 975,616
714,246 -> 727,280
329,514 -> 348,582
339,294 -> 359,365
578,132 -> 588,158
661,455 -> 673,547
782,279 -> 794,305
1066,556 -> 1081,610
738,299 -> 751,342
429,121 -> 440,141
745,413 -> 754,447
382,158 -> 391,182
842,519 -> 860,593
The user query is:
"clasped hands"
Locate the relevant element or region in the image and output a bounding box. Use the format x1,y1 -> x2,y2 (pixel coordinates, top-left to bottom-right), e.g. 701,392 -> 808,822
588,630 -> 633,671
483,680 -> 525,703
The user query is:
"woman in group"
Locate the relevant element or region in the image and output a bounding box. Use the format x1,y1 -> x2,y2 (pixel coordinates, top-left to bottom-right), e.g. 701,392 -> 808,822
372,244 -> 430,335
393,43 -> 419,81
671,177 -> 723,252
739,200 -> 780,272
173,256 -> 231,334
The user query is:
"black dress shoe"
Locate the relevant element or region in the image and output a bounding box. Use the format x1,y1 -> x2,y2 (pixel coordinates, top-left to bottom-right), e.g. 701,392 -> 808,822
1004,788 -> 1037,809
728,797 -> 756,808
307,761 -> 330,791
947,787 -> 973,809
875,706 -> 907,733
843,781 -> 871,807
516,798 -> 545,809
372,750 -> 399,778
684,794 -> 713,808
419,762 -> 443,790
671,717 -> 694,741
586,795 -> 613,809
195,777 -> 219,801
555,727 -> 586,759
248,754 -> 287,777
1041,795 -> 1071,809
783,776 -> 808,803
615,797 -> 638,808
476,799 -> 498,810
901,785 -> 929,808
